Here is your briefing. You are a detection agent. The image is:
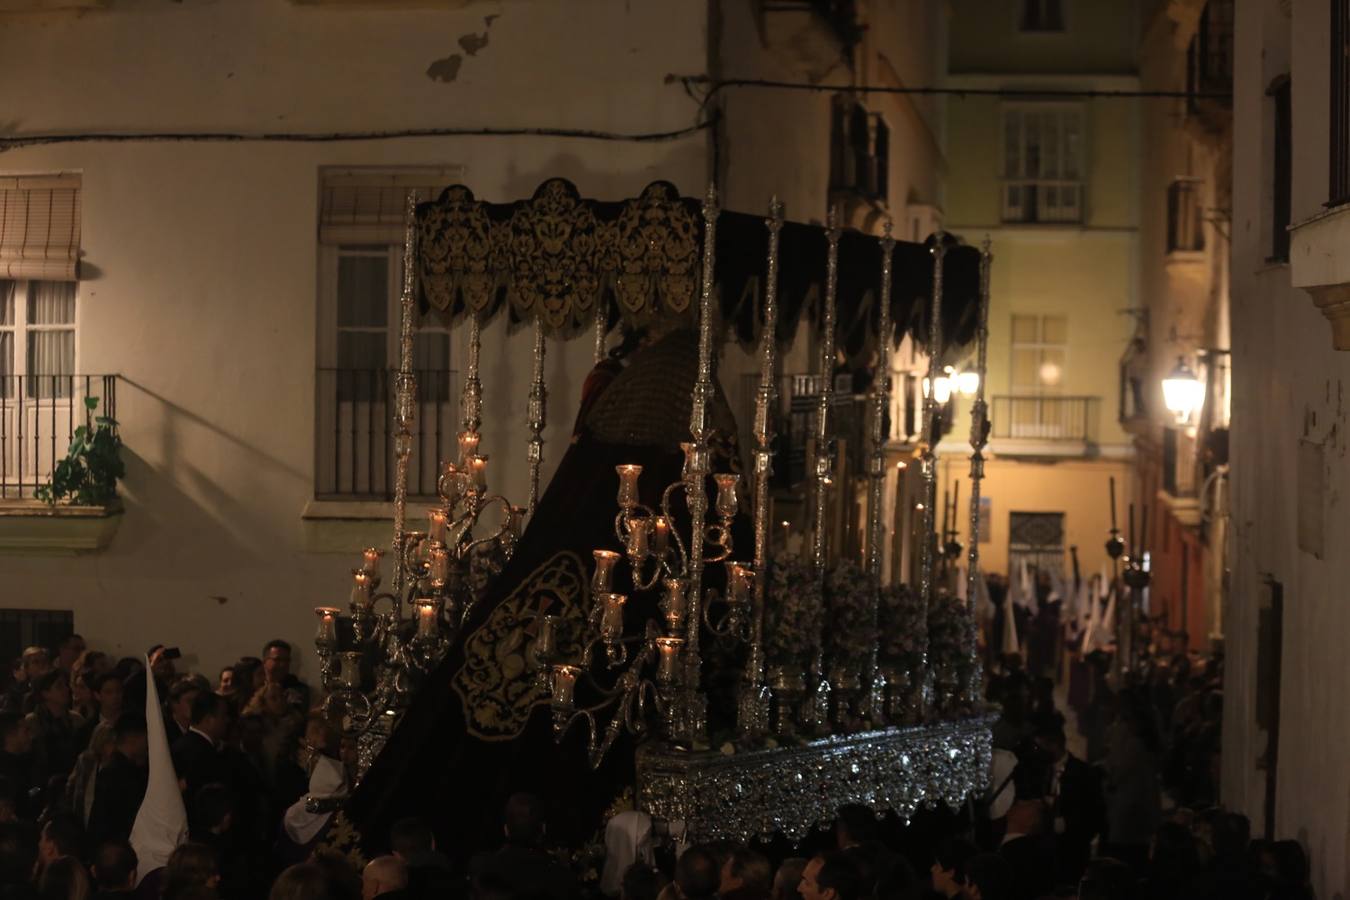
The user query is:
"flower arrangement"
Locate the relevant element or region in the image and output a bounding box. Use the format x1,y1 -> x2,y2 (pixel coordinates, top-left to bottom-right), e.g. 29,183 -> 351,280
764,556 -> 824,670
877,583 -> 924,666
927,590 -> 971,695
823,560 -> 879,674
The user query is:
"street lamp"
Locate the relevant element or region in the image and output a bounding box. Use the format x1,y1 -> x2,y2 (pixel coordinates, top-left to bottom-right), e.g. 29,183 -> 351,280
1162,357 -> 1205,426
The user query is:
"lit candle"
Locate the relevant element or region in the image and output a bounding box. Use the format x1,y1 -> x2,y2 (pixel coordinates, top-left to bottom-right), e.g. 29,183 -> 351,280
551,664 -> 579,708
651,516 -> 671,556
457,430 -> 481,467
616,464 -> 642,509
339,652 -> 363,690
714,473 -> 741,518
662,578 -> 688,633
428,509 -> 449,546
598,592 -> 627,641
350,570 -> 373,610
415,598 -> 440,638
314,607 -> 340,649
361,547 -> 383,577
726,562 -> 752,605
429,546 -> 450,586
655,637 -> 684,685
469,456 -> 488,491
592,550 -> 620,593
535,615 -> 558,662
625,517 -> 650,560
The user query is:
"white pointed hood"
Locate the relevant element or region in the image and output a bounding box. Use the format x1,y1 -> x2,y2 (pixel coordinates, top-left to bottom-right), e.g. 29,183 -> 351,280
129,658 -> 187,884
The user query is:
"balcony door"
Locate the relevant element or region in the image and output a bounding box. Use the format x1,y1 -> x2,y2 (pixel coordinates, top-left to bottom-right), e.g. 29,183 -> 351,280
1008,314 -> 1071,438
316,244 -> 454,500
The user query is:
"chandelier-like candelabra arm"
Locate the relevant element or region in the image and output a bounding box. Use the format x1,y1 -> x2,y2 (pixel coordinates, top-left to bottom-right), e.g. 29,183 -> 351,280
526,318 -> 548,518
963,238 -> 993,709
392,191 -> 419,601
862,220 -> 895,724
737,198 -> 782,739
811,207 -> 841,579
916,234 -> 948,719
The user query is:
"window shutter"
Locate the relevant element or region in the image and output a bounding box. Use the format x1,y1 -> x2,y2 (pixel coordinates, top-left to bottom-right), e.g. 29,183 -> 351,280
0,175 -> 81,281
319,167 -> 464,245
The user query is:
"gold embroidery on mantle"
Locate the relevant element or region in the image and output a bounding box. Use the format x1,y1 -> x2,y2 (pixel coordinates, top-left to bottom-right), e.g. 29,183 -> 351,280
452,550 -> 587,741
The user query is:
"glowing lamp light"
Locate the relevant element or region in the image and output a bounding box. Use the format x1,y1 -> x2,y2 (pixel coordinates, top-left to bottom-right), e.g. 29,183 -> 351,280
956,371 -> 980,397
922,375 -> 953,404
1162,357 -> 1205,426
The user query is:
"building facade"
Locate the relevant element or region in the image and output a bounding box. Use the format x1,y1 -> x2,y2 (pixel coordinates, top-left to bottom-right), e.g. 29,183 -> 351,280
0,1 -> 951,680
1227,0 -> 1350,891
938,0 -> 1141,584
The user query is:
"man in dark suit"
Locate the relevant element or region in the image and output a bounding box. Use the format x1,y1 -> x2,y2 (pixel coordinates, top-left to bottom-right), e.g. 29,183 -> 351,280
87,715 -> 148,847
1034,722 -> 1106,885
170,692 -> 230,803
90,839 -> 138,898
469,794 -> 575,900
996,757 -> 1057,900
0,716 -> 35,822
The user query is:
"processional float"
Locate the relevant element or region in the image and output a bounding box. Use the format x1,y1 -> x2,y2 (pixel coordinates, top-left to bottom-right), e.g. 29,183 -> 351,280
311,179 -> 996,843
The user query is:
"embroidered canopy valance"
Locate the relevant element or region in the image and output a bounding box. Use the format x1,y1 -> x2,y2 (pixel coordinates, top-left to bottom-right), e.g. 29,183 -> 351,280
417,178 -> 981,359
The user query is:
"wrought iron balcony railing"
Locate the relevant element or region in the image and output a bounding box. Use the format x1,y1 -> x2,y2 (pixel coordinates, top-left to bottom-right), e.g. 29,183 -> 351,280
990,395 -> 1099,444
0,374 -> 118,500
316,367 -> 458,501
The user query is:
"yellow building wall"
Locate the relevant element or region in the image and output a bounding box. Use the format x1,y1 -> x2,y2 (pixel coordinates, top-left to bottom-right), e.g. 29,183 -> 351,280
934,455 -> 1135,580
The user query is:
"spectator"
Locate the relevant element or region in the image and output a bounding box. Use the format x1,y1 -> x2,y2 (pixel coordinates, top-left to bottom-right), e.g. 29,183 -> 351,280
770,860 -> 805,900
719,847 -> 770,900
26,672 -> 83,787
929,838 -> 976,899
797,852 -> 861,900
89,840 -> 136,898
1032,720 -> 1105,884
361,856 -> 410,900
213,671 -> 237,711
54,640 -> 85,682
161,844 -> 219,900
962,853 -> 1013,900
260,643 -> 309,714
0,822 -> 39,898
170,694 -> 230,803
621,863 -> 663,900
68,675 -> 97,729
165,683 -> 202,747
470,795 -> 574,900
74,676 -> 123,759
388,818 -> 454,900
1077,858 -> 1136,900
37,819 -> 83,877
84,715 -> 147,848
36,854 -> 89,900
675,847 -> 719,900
0,716 -> 35,821
268,863 -> 330,900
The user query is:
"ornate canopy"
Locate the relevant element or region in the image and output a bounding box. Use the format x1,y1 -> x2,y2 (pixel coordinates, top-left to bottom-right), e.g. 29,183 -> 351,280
417,178 -> 981,359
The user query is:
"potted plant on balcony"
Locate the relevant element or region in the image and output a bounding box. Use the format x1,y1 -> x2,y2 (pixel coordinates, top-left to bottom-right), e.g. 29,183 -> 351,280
0,396 -> 126,554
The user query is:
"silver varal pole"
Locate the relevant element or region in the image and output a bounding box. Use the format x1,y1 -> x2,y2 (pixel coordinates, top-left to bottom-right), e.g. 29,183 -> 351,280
917,235 -> 947,718
863,221 -> 895,723
391,190 -> 419,601
679,184 -> 719,742
737,197 -> 782,739
526,318 -> 547,517
811,208 -> 841,579
462,314 -> 483,437
593,297 -> 608,364
963,238 -> 992,710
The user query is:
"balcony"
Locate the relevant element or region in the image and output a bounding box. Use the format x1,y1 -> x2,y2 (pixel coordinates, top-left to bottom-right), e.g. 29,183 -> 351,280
0,374 -> 122,554
737,373 -> 869,489
1001,180 -> 1083,225
314,367 -> 458,501
989,395 -> 1100,458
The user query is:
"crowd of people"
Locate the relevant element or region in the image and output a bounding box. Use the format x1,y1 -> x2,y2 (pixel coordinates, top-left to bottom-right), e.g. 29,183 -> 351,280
0,625 -> 1312,900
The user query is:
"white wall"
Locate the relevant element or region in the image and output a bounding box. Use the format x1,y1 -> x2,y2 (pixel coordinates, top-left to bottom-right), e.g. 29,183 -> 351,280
1227,2 -> 1350,896
0,0 -> 709,681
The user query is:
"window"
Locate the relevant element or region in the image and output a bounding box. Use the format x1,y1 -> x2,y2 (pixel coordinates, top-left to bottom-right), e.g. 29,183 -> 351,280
316,168 -> 461,500
1271,77 -> 1292,261
1331,0 -> 1350,205
1186,0 -> 1234,113
829,97 -> 889,202
0,280 -> 76,399
1167,179 -> 1206,254
1002,105 -> 1084,223
0,609 -> 73,670
1010,314 -> 1067,393
1020,0 -> 1064,32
